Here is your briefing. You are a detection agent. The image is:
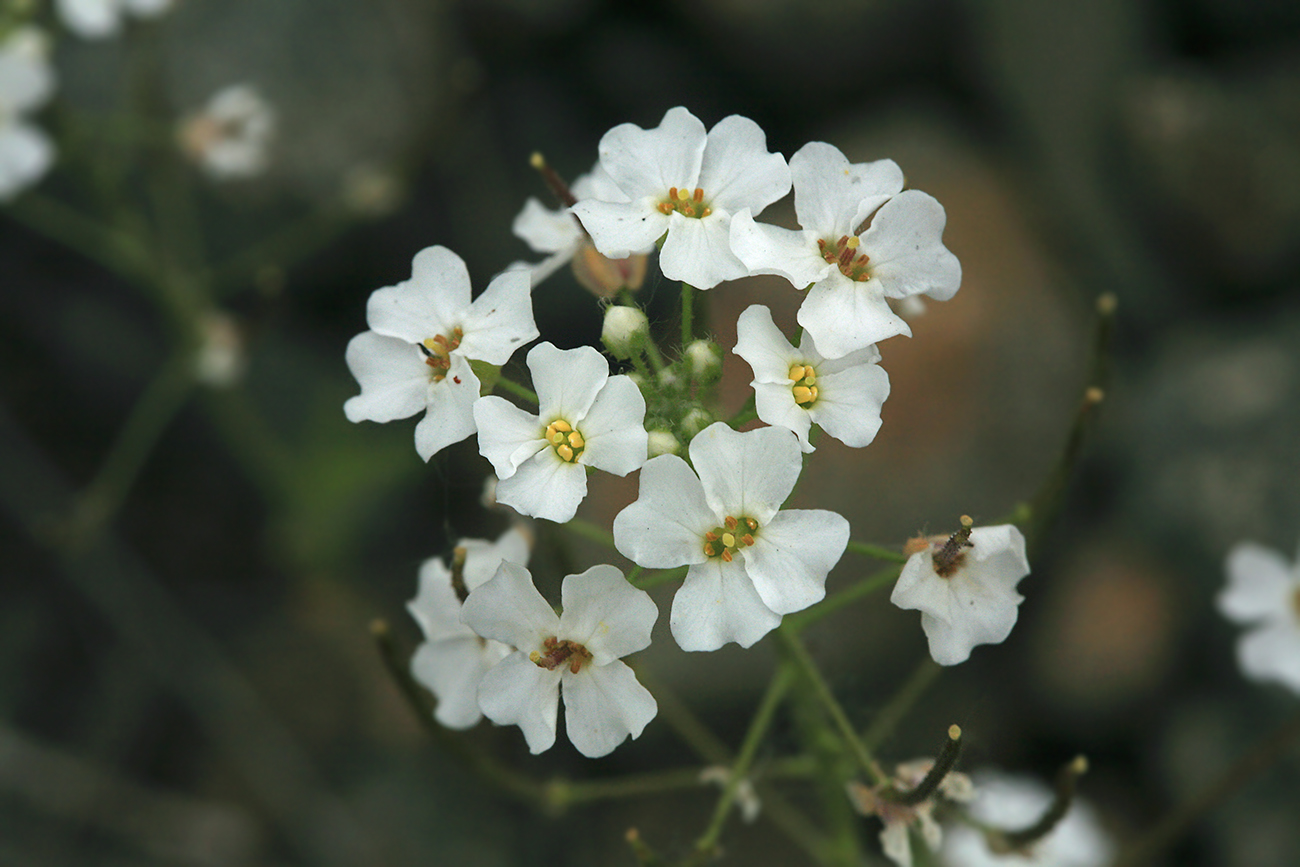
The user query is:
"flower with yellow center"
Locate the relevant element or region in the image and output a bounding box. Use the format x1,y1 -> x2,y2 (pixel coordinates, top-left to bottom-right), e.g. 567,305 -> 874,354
733,305 -> 890,453
475,342 -> 648,523
614,422 -> 850,651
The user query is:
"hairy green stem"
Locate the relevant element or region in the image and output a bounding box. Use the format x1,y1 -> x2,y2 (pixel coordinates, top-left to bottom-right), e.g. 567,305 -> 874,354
681,282 -> 695,346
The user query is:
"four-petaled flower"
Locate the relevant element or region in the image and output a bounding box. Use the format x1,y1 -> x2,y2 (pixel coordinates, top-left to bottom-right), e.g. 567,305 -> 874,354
474,342 -> 648,523
0,28 -> 56,202
733,304 -> 890,453
730,141 -> 960,359
573,106 -> 791,290
407,527 -> 532,729
459,562 -> 658,758
848,759 -> 975,867
890,520 -> 1031,666
1218,540 -> 1300,695
344,245 -> 538,461
613,422 -> 850,651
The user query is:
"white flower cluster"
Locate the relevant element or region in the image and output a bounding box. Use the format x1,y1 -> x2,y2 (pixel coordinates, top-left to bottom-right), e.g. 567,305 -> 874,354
344,107 -> 1035,760
0,28 -> 55,201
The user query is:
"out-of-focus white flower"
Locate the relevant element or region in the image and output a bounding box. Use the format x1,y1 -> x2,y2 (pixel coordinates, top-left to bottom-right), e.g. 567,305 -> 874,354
573,106 -> 791,290
730,142 -> 959,359
179,85 -> 276,180
407,528 -> 532,729
56,0 -> 172,40
600,305 -> 649,359
646,429 -> 680,457
344,245 -> 537,461
733,304 -> 889,453
891,520 -> 1030,665
193,311 -> 244,387
614,422 -> 849,651
940,772 -> 1113,867
460,562 -> 658,758
1219,540 -> 1300,695
700,766 -> 762,823
474,342 -> 648,523
848,758 -> 975,867
0,27 -> 55,202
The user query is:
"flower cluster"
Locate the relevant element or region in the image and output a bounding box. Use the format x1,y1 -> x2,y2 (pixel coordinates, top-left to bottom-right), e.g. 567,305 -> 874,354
0,27 -> 55,201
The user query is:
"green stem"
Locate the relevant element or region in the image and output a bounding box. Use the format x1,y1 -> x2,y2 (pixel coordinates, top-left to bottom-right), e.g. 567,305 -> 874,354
860,658 -> 942,754
642,338 -> 668,374
493,376 -> 538,405
562,767 -> 709,805
694,664 -> 795,855
785,564 -> 902,631
845,540 -> 908,563
727,393 -> 758,428
632,565 -> 687,590
681,282 -> 696,346
561,518 -> 616,550
777,628 -> 886,785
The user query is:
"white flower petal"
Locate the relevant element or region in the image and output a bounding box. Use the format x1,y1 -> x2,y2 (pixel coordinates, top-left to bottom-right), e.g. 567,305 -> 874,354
1237,623 -> 1300,694
597,106 -> 706,200
558,565 -> 658,664
790,142 -> 902,237
342,331 -> 430,423
477,652 -> 562,754
365,246 -> 472,343
530,342 -> 608,420
658,212 -> 748,289
459,527 -> 533,592
690,423 -> 800,524
56,0 -> 119,38
671,559 -> 782,651
753,382 -> 815,452
742,509 -> 849,615
0,123 -> 54,201
1219,542 -> 1296,624
798,274 -> 911,359
411,637 -> 506,730
457,268 -> 538,364
699,114 -> 790,214
729,211 -> 831,288
408,558 -> 469,642
563,661 -> 657,758
734,305 -> 798,384
494,449 -> 588,523
473,395 -> 546,479
513,196 -> 581,254
576,375 -> 647,477
613,455 -> 716,568
809,363 -> 889,448
880,821 -> 913,867
860,191 -> 961,302
460,561 -> 559,650
413,356 -> 480,461
571,199 -> 666,260
0,29 -> 55,113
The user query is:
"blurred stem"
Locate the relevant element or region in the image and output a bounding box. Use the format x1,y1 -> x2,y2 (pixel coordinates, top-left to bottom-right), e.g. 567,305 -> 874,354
860,658 -> 942,755
68,353 -> 196,539
8,193 -> 153,286
561,517 -> 616,549
200,387 -> 298,504
845,540 -> 908,563
776,628 -> 886,786
694,663 -> 795,856
212,207 -> 354,297
727,393 -> 757,427
635,663 -> 732,765
642,337 -> 668,374
633,565 -> 687,590
561,767 -> 708,805
785,564 -> 901,631
1111,708 -> 1300,867
681,282 -> 695,346
493,376 -> 537,405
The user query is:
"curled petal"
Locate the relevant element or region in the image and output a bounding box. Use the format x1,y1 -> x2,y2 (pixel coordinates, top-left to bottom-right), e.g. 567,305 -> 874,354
859,191 -> 961,302
729,211 -> 830,288
734,305 -> 799,384
798,275 -> 911,359
474,395 -> 546,479
790,142 -> 902,237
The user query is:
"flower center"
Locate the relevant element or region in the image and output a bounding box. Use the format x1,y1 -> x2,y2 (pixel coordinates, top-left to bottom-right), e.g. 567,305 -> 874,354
657,186 -> 713,219
530,637 -> 593,674
545,419 -> 586,462
703,515 -> 759,562
789,363 -> 819,406
817,235 -> 871,282
420,328 -> 464,381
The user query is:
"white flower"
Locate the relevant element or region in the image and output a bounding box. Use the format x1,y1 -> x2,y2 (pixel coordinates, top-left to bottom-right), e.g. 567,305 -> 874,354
56,0 -> 172,40
891,521 -> 1030,666
572,106 -> 791,290
848,759 -> 975,867
193,311 -> 244,387
1218,541 -> 1300,695
474,342 -> 648,523
459,562 -> 658,758
613,422 -> 850,651
733,304 -> 889,453
0,27 -> 56,202
407,528 -> 532,729
940,772 -> 1113,867
179,85 -> 276,180
344,245 -> 538,460
730,141 -> 960,358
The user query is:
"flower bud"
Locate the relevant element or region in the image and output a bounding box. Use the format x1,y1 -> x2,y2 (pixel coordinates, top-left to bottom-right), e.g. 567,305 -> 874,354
647,430 -> 680,457
681,407 -> 713,439
573,241 -> 648,299
602,305 -> 649,359
684,339 -> 723,384
194,311 -> 244,387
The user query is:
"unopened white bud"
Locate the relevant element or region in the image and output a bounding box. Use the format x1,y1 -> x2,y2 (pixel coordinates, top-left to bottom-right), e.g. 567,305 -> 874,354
647,430 -> 680,457
601,305 -> 649,359
681,407 -> 713,439
684,339 -> 723,383
194,312 -> 244,387
657,366 -> 681,389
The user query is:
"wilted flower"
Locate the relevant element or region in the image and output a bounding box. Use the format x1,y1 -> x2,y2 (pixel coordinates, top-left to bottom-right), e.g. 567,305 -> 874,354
848,756 -> 975,867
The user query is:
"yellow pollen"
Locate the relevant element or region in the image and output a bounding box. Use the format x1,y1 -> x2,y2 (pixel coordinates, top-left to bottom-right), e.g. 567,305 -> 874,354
789,364 -> 806,382
722,532 -> 736,548
552,420 -> 572,433
846,236 -> 860,249
556,444 -> 574,462
567,431 -> 584,449
793,386 -> 814,405
677,188 -> 690,201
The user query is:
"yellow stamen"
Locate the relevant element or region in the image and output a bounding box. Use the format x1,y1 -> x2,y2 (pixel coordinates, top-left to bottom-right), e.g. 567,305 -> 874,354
677,188 -> 690,201
567,431 -> 584,450
725,516 -> 738,530
793,386 -> 814,405
789,364 -> 806,382
846,236 -> 860,249
721,532 -> 736,548
556,444 -> 574,462
552,420 -> 572,433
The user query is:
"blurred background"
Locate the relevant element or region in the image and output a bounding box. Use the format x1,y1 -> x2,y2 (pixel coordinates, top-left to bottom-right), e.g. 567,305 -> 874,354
3,0 -> 1300,864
